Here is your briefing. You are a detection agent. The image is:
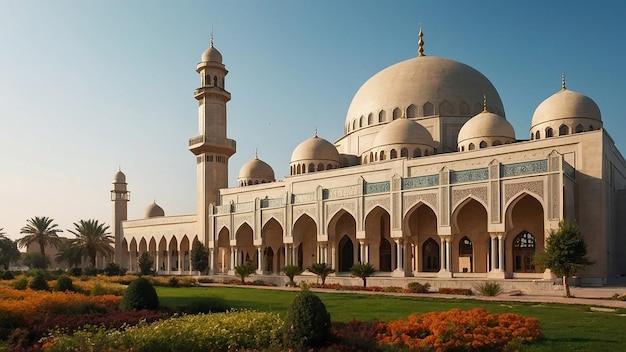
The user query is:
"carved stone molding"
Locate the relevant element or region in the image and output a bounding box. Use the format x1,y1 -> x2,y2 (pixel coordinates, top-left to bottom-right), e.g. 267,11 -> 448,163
262,209 -> 284,227
233,214 -> 253,233
504,180 -> 544,204
452,186 -> 487,209
326,201 -> 356,219
403,192 -> 438,216
365,196 -> 390,214
293,206 -> 316,221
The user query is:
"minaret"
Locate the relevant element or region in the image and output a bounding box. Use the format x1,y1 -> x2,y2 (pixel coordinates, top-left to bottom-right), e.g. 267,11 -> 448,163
188,36 -> 236,243
111,169 -> 130,265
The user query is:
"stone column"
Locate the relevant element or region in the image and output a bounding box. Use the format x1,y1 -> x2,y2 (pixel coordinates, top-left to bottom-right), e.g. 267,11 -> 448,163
256,246 -> 263,274
413,243 -> 419,272
497,234 -> 504,271
445,239 -> 451,271
209,248 -> 214,274
490,235 -> 497,271
177,250 -> 182,273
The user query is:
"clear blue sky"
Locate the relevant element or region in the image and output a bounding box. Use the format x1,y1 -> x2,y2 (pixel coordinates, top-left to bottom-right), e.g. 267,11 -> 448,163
1,1 -> 625,241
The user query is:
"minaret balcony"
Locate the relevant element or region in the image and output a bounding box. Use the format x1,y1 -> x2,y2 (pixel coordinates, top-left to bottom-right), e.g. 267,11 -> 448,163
188,135 -> 236,156
194,86 -> 231,100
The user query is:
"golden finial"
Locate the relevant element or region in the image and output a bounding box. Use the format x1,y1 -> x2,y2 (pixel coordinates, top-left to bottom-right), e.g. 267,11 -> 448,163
314,128 -> 318,137
418,24 -> 425,57
483,94 -> 488,112
561,72 -> 566,90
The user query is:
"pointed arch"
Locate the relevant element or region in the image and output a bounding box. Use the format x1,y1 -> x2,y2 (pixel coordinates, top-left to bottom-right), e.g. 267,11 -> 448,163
422,238 -> 440,272
407,104 -> 417,118
423,102 -> 434,116
451,198 -> 488,273
327,210 -> 356,272
338,235 -> 354,272
364,206 -> 391,271
261,218 -> 283,273
504,193 -> 544,273
292,214 -> 317,270
392,107 -> 402,120
439,100 -> 454,115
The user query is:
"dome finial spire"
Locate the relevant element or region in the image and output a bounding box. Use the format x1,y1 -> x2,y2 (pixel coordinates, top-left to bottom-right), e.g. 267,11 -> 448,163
418,23 -> 425,57
255,148 -> 258,159
561,72 -> 566,90
314,128 -> 318,137
483,93 -> 488,112
210,26 -> 214,47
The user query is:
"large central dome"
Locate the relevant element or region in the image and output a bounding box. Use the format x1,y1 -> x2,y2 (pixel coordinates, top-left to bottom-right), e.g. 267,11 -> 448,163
345,56 -> 505,129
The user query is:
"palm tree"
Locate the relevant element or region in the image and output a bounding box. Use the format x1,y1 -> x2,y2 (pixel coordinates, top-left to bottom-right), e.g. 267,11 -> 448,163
17,217 -> 63,264
350,262 -> 376,288
307,262 -> 335,285
0,228 -> 6,240
55,239 -> 83,269
68,219 -> 114,267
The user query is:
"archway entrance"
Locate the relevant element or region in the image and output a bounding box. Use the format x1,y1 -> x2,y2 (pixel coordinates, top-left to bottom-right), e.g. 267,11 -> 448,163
422,238 -> 440,272
513,231 -> 536,273
339,235 -> 354,272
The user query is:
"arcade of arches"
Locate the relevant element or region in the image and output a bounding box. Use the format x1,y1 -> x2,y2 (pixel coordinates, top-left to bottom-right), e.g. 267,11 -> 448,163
120,193 -> 546,277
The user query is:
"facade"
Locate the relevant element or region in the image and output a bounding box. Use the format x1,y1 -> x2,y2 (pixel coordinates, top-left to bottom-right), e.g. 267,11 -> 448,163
112,33 -> 626,286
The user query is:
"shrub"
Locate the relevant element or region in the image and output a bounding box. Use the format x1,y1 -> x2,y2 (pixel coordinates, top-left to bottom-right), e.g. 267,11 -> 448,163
119,277 -> 159,311
2,270 -> 14,280
406,281 -> 431,293
69,267 -> 82,277
349,262 -> 376,287
29,271 -> 50,291
168,277 -> 180,287
475,281 -> 504,296
283,264 -> 301,286
104,262 -> 125,276
137,252 -> 154,276
197,277 -> 214,284
234,262 -> 256,284
307,262 -> 334,285
54,275 -> 74,292
12,276 -> 28,290
284,287 -> 332,349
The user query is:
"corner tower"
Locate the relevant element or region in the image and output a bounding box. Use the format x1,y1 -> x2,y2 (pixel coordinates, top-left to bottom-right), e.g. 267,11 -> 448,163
188,37 -> 236,243
111,169 -> 129,265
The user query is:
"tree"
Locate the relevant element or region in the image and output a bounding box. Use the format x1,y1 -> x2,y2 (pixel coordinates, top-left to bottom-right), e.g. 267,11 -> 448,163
22,252 -> 48,269
307,262 -> 335,285
137,252 -> 154,275
283,264 -> 302,286
350,262 -> 376,288
0,230 -> 21,270
68,219 -> 114,267
534,219 -> 593,297
234,261 -> 255,284
17,217 -> 63,265
55,239 -> 83,269
190,239 -> 209,273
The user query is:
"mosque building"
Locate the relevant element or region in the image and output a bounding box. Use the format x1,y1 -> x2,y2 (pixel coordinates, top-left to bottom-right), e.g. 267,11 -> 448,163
111,31 -> 626,287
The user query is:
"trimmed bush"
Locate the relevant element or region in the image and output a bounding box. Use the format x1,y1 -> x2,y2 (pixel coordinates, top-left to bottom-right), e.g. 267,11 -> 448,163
119,277 -> 159,311
13,276 -> 28,290
407,281 -> 431,293
54,275 -> 74,292
29,271 -> 50,291
284,288 -> 331,349
2,270 -> 14,280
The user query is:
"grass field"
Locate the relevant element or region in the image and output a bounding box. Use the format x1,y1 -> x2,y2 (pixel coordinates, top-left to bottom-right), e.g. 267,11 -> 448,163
156,286 -> 626,351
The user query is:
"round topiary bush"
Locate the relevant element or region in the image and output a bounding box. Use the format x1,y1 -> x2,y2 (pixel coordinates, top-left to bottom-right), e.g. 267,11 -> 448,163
29,271 -> 50,291
119,277 -> 159,311
284,288 -> 331,349
55,275 -> 74,292
1,270 -> 14,280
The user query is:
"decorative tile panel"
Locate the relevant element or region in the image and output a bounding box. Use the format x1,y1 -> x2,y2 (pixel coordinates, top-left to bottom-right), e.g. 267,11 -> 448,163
364,181 -> 390,194
402,175 -> 439,189
403,193 -> 438,216
292,192 -> 315,204
500,160 -> 547,178
260,198 -> 284,208
214,204 -> 230,214
450,168 -> 489,184
504,180 -> 544,204
324,185 -> 361,199
233,202 -> 254,213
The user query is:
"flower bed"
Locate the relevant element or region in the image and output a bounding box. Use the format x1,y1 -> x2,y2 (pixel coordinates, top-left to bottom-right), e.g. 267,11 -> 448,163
438,287 -> 473,295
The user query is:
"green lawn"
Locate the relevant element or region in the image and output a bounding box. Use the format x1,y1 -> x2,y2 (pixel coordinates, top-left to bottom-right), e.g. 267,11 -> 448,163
156,286 -> 626,351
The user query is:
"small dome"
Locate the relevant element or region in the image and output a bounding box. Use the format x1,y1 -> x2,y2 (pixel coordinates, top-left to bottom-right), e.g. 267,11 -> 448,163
371,118 -> 434,148
531,88 -> 601,127
201,44 -> 223,64
144,202 -> 165,218
458,111 -> 515,144
291,135 -> 341,164
113,170 -> 126,183
238,156 -> 275,186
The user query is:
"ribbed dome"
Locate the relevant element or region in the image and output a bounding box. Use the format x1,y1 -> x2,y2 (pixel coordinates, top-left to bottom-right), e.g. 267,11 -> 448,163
238,156 -> 275,184
201,44 -> 223,63
531,88 -> 601,127
458,111 -> 515,144
113,170 -> 126,183
144,202 -> 165,218
291,135 -> 341,163
372,118 -> 433,148
345,56 -> 504,128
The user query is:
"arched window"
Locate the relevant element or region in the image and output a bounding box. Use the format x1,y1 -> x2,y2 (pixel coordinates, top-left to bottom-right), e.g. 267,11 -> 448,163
535,130 -> 540,140
513,231 -> 536,272
559,124 -> 569,136
545,127 -> 554,138
424,149 -> 430,156
479,141 -> 487,148
400,148 -> 408,157
439,100 -> 454,115
407,104 -> 417,118
213,76 -> 218,86
359,115 -> 364,128
390,149 -> 397,159
338,236 -> 354,272
370,152 -> 374,162
589,125 -> 594,131
459,236 -> 473,273
413,148 -> 421,157
317,163 -> 324,171
423,102 -> 434,116
308,163 -> 315,173
379,150 -> 385,160
392,108 -> 401,120
367,113 -> 373,125
378,110 -> 386,123
422,238 -> 440,272
327,163 -> 333,169
468,143 -> 475,150
296,164 -> 301,174
575,124 -> 584,133
493,140 -> 502,146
